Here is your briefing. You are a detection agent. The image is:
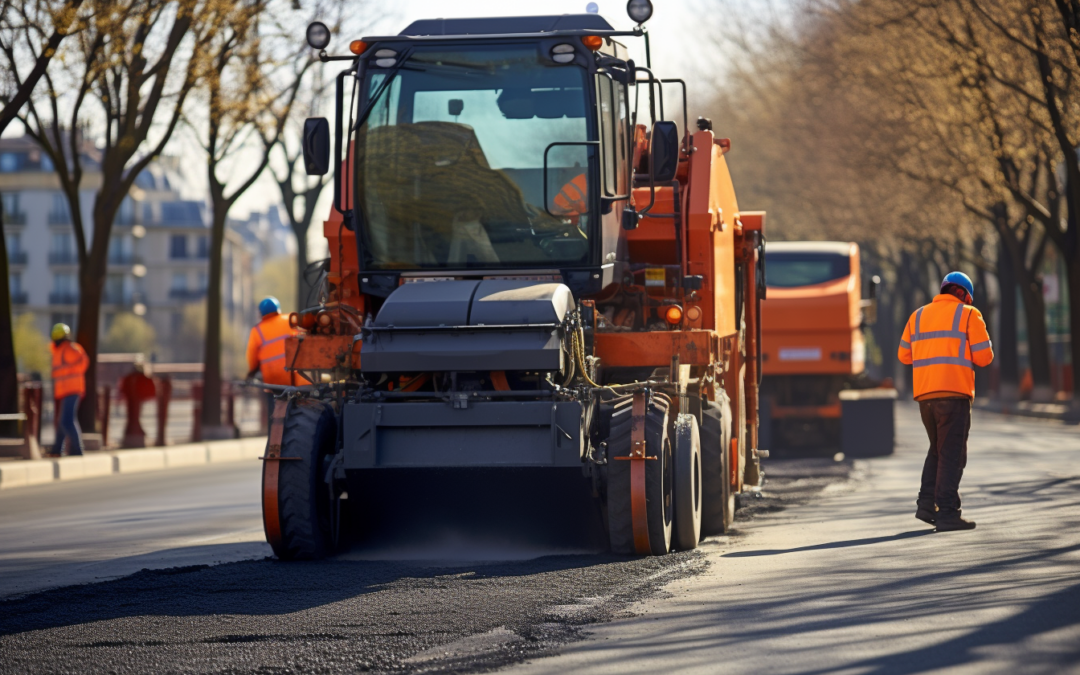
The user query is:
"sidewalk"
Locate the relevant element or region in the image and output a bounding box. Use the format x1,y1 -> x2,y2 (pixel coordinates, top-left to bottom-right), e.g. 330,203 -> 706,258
974,398 -> 1080,423
0,437 -> 267,490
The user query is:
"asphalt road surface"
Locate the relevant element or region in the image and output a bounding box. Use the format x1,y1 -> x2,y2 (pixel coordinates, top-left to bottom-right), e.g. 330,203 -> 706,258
1,404 -> 1077,674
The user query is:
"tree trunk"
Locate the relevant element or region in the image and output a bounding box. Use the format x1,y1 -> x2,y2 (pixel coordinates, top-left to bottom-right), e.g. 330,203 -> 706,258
1065,256 -> 1080,406
75,258 -> 106,432
0,209 -> 19,436
1018,275 -> 1054,402
201,205 -> 228,437
996,235 -> 1020,401
973,239 -> 992,396
294,226 -> 310,310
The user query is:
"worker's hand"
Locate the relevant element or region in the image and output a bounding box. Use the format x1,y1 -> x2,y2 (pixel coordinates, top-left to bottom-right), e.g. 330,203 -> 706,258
246,368 -> 260,382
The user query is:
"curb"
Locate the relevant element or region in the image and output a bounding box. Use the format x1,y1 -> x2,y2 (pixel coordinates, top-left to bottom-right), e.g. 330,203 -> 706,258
0,437 -> 267,490
974,400 -> 1080,423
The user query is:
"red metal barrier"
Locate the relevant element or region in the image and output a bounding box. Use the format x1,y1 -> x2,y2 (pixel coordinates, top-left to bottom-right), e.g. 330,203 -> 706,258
155,375 -> 171,447
98,385 -> 111,448
191,380 -> 203,443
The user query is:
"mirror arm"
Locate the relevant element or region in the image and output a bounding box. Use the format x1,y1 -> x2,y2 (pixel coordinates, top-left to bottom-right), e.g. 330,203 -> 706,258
660,78 -> 690,155
332,69 -> 349,213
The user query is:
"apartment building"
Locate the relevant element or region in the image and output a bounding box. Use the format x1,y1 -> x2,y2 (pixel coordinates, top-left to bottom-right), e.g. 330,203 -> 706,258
1,135 -> 285,364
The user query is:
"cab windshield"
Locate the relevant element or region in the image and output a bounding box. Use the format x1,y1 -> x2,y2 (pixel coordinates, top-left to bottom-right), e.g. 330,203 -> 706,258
764,252 -> 851,287
355,46 -> 593,270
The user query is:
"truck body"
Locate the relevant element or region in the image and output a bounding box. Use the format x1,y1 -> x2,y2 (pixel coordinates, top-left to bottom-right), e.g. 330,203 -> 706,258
261,11 -> 767,558
759,241 -> 893,453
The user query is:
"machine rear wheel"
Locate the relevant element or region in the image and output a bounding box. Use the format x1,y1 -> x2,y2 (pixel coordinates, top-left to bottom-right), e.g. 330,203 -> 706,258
672,413 -> 702,550
265,398 -> 339,560
606,393 -> 673,555
701,395 -> 735,535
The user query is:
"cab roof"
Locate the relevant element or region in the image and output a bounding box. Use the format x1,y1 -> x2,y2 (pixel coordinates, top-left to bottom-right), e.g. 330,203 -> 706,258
767,241 -> 856,256
399,14 -> 615,37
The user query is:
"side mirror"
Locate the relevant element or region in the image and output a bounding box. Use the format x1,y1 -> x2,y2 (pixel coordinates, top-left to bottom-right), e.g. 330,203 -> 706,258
621,206 -> 640,231
302,118 -> 330,176
650,120 -> 679,183
861,274 -> 880,326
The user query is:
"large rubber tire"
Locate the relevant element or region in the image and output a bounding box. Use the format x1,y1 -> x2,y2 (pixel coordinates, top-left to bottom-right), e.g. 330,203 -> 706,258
269,398 -> 339,560
700,395 -> 735,536
672,413 -> 702,551
606,394 -> 673,555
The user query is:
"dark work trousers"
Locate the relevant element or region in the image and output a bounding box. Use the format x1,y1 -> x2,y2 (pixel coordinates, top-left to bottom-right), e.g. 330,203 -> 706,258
53,394 -> 84,456
917,397 -> 971,517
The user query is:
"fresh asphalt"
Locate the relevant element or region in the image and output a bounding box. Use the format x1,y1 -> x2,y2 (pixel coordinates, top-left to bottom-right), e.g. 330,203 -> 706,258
1,405 -> 1075,673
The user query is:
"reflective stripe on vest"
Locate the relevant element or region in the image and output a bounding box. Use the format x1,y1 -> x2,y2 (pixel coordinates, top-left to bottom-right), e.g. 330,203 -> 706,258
911,304 -> 972,369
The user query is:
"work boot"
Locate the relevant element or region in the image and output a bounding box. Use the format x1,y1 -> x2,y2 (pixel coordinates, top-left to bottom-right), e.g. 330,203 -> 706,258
936,516 -> 976,532
915,507 -> 936,525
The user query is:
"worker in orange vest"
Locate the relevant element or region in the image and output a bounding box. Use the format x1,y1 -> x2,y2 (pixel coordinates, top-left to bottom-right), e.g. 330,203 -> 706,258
552,173 -> 588,216
898,272 -> 994,532
246,297 -> 300,386
50,323 -> 89,456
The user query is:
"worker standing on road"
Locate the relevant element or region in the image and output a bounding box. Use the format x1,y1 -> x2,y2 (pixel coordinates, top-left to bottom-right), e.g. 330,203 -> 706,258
246,297 -> 299,387
898,272 -> 994,532
49,323 -> 88,457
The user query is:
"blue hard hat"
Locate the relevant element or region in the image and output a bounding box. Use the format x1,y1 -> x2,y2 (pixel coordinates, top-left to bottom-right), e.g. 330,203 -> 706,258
259,296 -> 281,316
941,272 -> 974,300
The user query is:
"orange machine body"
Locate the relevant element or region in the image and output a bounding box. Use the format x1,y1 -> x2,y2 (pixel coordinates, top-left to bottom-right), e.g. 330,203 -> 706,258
761,242 -> 865,378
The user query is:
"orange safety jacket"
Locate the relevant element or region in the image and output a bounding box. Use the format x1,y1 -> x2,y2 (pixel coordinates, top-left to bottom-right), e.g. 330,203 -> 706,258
552,173 -> 588,215
898,294 -> 994,400
246,313 -> 298,386
51,340 -> 89,400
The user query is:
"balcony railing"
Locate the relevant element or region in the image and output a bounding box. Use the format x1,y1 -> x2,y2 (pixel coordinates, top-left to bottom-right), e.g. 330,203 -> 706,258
47,212 -> 71,225
2,212 -> 27,225
7,250 -> 27,265
48,291 -> 79,305
11,291 -> 28,305
48,251 -> 79,265
168,288 -> 207,300
103,292 -> 134,306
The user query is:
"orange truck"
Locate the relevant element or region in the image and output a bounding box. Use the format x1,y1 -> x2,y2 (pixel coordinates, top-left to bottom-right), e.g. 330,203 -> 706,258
759,241 -> 894,454
260,6 -> 767,559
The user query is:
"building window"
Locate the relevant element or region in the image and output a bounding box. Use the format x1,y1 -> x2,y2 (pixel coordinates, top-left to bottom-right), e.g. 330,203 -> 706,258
105,274 -> 125,304
9,273 -> 26,304
1,192 -> 23,223
196,271 -> 208,291
49,231 -> 77,264
169,234 -> 188,259
40,154 -> 53,172
48,193 -> 71,225
196,235 -> 209,259
108,235 -> 131,264
50,273 -> 78,304
6,231 -> 26,265
171,272 -> 187,291
0,153 -> 19,173
117,197 -> 135,226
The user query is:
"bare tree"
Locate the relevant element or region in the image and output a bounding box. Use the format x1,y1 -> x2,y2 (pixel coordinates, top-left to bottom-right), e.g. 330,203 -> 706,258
193,0 -> 315,436
14,0 -> 230,430
0,0 -> 85,433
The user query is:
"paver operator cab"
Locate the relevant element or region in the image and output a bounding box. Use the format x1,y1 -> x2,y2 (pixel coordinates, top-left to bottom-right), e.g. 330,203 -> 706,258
263,6 -> 768,559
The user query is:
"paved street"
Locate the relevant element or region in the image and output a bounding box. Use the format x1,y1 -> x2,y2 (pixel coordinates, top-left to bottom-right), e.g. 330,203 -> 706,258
0,404 -> 1076,674
509,404 -> 1080,675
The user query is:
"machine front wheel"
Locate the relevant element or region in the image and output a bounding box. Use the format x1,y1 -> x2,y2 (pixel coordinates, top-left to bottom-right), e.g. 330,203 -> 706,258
263,398 -> 339,560
605,392 -> 673,555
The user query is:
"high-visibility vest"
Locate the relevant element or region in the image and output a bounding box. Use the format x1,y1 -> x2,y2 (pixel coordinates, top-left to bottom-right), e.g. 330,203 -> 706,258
898,294 -> 994,399
246,313 -> 298,386
552,173 -> 588,215
51,340 -> 88,399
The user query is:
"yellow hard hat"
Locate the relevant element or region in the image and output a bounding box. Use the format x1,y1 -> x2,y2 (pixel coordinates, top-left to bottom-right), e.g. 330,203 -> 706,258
51,323 -> 71,341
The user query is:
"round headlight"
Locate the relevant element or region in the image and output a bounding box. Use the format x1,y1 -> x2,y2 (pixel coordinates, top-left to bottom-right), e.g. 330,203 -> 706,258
306,21 -> 331,50
626,0 -> 653,24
